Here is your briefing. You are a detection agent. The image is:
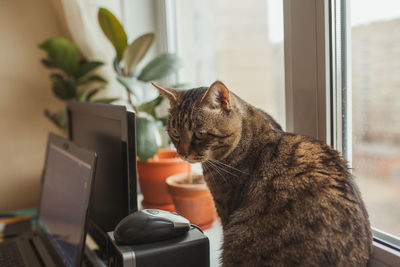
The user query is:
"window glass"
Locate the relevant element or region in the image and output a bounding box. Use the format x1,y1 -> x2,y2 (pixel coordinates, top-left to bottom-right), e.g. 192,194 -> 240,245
351,0 -> 400,237
175,0 -> 285,126
173,1 -> 284,265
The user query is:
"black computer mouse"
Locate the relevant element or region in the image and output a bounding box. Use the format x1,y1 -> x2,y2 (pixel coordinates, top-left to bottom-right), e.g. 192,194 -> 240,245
114,209 -> 191,245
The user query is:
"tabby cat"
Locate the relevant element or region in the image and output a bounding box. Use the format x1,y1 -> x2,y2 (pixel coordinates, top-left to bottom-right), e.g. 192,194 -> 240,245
152,81 -> 372,266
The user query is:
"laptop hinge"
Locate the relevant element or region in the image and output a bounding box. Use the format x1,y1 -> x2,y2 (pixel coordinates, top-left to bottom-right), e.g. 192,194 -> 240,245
32,236 -> 58,267
16,238 -> 41,267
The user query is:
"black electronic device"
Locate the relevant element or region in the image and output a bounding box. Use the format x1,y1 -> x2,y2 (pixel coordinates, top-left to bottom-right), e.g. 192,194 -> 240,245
114,209 -> 190,245
67,101 -> 138,250
0,133 -> 97,267
107,227 -> 209,267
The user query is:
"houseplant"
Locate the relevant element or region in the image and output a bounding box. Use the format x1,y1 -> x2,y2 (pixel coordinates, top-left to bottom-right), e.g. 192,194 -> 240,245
166,173 -> 216,230
39,37 -> 116,130
98,8 -> 190,211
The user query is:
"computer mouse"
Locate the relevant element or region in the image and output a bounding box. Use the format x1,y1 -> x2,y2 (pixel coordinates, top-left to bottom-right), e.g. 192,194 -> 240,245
114,209 -> 191,245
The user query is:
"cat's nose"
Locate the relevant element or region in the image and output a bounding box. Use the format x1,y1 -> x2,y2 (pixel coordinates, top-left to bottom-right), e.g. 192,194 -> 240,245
180,150 -> 189,158
178,143 -> 190,157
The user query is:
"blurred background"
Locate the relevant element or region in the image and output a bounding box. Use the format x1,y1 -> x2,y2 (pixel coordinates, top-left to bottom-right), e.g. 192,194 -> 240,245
351,0 -> 400,238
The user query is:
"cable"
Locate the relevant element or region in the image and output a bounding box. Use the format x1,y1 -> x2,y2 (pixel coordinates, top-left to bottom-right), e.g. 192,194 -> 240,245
190,224 -> 203,233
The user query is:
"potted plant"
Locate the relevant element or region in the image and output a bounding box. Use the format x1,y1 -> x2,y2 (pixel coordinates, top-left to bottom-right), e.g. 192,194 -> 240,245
166,173 -> 216,230
98,8 -> 190,211
39,37 -> 116,131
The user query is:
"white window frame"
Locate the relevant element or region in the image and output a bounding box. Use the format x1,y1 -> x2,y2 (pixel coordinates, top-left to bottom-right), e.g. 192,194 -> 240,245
155,0 -> 180,85
284,0 -> 400,265
284,0 -> 331,145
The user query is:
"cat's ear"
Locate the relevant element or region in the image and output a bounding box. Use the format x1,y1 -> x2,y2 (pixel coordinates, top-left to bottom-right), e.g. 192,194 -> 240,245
200,81 -> 231,111
151,83 -> 178,107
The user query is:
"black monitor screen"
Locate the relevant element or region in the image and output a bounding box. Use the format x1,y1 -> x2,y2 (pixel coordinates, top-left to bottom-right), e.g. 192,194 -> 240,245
38,143 -> 92,267
71,112 -> 127,230
67,102 -> 137,243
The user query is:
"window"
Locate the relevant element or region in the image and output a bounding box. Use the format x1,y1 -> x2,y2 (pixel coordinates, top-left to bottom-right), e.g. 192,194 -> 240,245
168,0 -> 285,126
150,0 -> 400,265
160,0 -> 285,265
350,0 -> 400,238
284,0 -> 400,264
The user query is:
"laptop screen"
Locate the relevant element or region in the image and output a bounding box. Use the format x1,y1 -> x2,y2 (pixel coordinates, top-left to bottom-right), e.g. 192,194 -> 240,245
37,143 -> 93,267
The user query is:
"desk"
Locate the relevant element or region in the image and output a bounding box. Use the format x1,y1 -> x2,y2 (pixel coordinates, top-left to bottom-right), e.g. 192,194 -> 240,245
2,202 -> 221,266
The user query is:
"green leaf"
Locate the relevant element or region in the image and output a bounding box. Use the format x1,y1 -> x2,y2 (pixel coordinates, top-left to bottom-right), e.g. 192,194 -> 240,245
41,59 -> 60,69
50,73 -> 64,82
138,96 -> 163,117
50,74 -> 76,100
39,37 -> 78,75
86,89 -> 101,100
77,61 -> 104,78
159,116 -> 167,127
79,75 -> 107,85
117,76 -> 159,106
44,109 -> 67,130
92,97 -> 119,104
136,114 -> 162,161
137,53 -> 182,82
113,57 -> 124,76
98,7 -> 127,61
122,33 -> 154,73
78,88 -> 90,101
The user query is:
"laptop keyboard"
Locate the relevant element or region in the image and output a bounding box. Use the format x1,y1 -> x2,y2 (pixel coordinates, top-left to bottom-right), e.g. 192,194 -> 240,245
0,241 -> 26,267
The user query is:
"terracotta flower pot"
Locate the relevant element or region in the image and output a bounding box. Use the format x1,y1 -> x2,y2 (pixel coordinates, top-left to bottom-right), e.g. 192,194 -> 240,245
166,173 -> 216,230
137,149 -> 191,212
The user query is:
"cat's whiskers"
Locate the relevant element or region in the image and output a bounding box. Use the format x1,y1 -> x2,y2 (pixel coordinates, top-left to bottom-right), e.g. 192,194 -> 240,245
201,162 -> 210,175
203,161 -> 222,183
208,159 -> 248,174
206,160 -> 228,178
205,161 -> 225,182
207,160 -> 242,178
202,161 -> 211,175
206,160 -> 239,181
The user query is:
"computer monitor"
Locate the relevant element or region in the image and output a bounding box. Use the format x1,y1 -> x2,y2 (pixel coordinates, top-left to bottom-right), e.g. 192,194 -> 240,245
67,102 -> 138,250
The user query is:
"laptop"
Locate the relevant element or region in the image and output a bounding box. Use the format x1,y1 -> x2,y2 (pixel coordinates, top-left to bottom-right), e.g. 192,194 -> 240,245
0,133 -> 97,267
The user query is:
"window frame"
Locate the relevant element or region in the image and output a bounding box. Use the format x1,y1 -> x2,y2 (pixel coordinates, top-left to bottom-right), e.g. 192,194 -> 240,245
154,0 -> 180,85
284,0 -> 400,264
283,0 -> 331,145
153,0 -> 400,264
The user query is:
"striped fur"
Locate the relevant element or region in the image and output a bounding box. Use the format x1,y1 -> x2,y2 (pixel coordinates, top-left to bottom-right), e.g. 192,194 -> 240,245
158,82 -> 372,267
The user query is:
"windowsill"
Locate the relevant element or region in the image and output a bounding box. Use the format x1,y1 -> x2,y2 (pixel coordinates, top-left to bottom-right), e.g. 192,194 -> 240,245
203,220 -> 223,267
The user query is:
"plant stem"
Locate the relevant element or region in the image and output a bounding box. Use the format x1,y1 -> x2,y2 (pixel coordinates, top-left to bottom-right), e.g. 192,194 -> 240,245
127,90 -> 139,114
187,164 -> 193,184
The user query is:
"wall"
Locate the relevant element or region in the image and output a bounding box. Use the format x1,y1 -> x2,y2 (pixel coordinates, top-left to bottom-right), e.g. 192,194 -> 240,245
0,0 -> 67,212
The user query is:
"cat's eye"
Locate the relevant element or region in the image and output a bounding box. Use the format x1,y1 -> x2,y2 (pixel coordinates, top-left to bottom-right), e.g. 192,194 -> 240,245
169,129 -> 180,139
194,130 -> 208,140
